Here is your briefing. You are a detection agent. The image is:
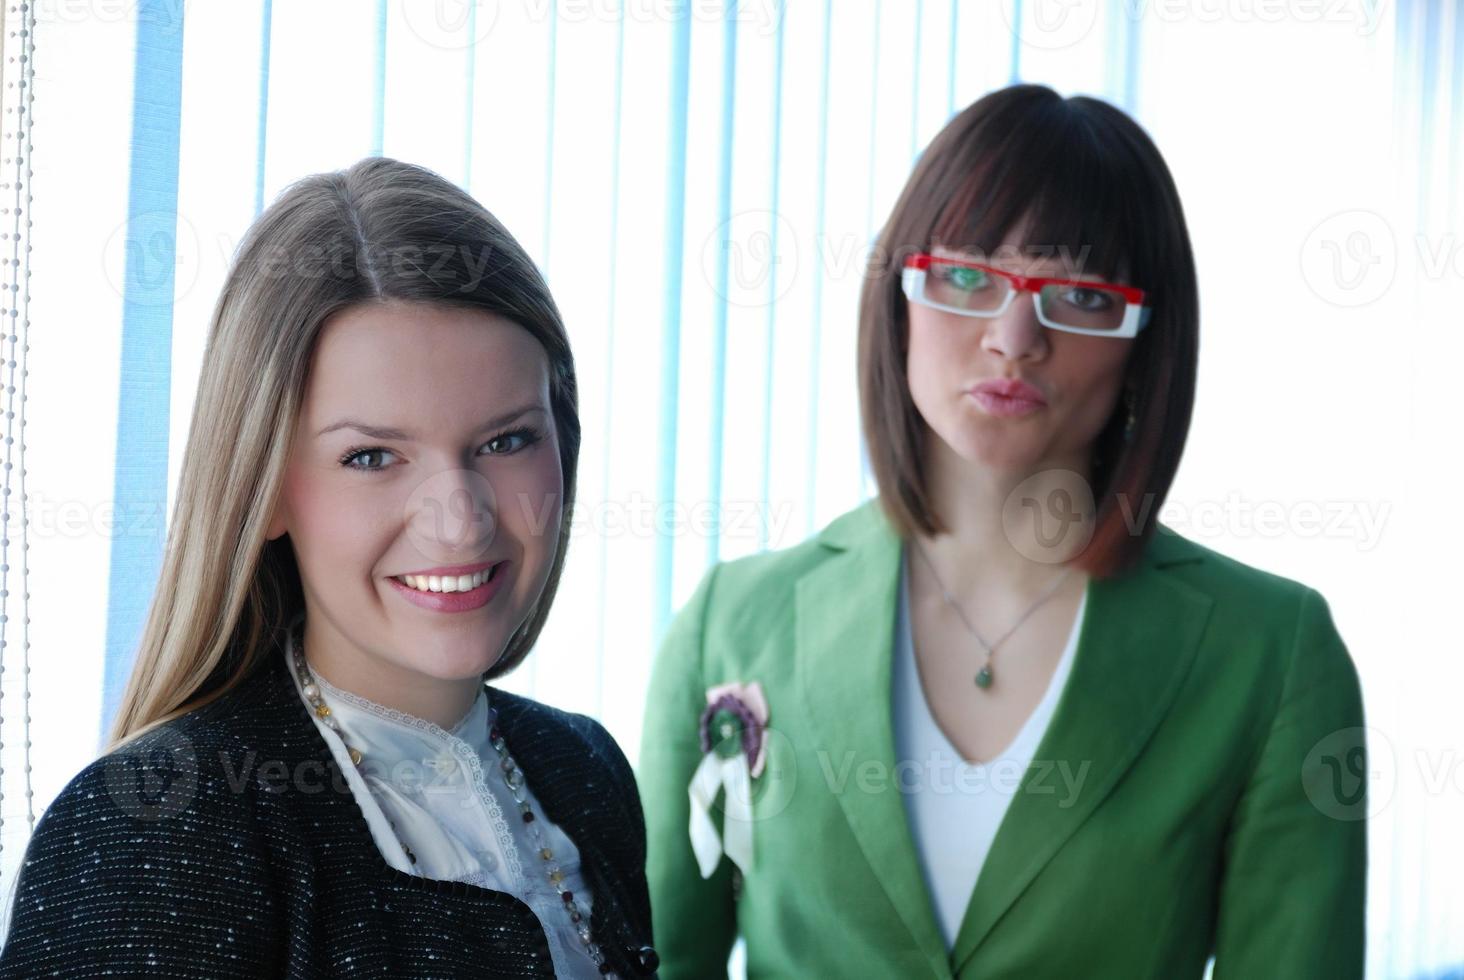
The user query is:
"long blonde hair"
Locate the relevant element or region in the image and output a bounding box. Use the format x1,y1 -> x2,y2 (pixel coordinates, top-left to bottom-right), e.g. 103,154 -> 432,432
102,157 -> 581,756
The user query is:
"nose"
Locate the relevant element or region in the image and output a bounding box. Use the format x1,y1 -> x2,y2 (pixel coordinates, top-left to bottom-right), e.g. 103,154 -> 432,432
980,289 -> 1050,362
411,466 -> 498,557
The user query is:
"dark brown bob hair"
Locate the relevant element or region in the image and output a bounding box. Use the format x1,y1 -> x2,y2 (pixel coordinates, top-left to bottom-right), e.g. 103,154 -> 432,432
857,83 -> 1198,580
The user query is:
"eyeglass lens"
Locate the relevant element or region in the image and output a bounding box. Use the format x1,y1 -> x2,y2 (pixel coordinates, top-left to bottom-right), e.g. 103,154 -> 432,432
924,259 -> 1130,331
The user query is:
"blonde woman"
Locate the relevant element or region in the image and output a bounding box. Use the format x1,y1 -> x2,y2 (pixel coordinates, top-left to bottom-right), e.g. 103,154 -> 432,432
639,84 -> 1366,978
0,158 -> 659,979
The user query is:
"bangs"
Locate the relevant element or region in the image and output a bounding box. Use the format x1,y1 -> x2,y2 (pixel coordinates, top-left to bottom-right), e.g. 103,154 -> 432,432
929,103 -> 1150,288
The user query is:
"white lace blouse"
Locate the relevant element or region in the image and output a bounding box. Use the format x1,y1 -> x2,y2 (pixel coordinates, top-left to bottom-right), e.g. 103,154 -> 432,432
281,625 -> 604,978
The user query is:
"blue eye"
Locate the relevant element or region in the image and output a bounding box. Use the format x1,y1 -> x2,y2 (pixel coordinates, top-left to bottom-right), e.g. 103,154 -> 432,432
338,426 -> 544,472
339,447 -> 397,471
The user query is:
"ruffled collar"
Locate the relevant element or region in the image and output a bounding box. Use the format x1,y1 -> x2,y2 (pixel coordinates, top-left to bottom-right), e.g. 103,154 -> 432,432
282,617 -> 492,767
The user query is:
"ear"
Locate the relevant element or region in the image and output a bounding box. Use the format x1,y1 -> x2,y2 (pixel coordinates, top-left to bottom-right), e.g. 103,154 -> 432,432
264,499 -> 288,542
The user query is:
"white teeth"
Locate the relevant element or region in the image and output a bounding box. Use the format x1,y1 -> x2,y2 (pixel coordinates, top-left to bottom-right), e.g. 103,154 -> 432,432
397,566 -> 494,594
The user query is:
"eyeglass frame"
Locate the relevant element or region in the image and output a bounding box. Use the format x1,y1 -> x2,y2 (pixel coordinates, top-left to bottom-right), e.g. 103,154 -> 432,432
900,251 -> 1153,338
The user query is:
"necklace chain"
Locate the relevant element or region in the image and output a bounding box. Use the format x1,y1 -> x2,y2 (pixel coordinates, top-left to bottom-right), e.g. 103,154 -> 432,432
289,622 -> 616,977
911,541 -> 1074,690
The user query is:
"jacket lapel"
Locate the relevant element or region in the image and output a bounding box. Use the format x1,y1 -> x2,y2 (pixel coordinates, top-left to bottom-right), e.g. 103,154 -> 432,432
795,502 -> 951,979
947,521 -> 1213,975
796,500 -> 1214,979
486,692 -> 652,978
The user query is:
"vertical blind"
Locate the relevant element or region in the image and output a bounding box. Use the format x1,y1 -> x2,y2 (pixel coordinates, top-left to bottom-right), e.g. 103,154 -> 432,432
0,1 -> 1459,973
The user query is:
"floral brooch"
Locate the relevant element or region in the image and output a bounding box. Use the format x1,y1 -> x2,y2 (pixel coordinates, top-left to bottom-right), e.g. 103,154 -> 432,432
687,681 -> 768,878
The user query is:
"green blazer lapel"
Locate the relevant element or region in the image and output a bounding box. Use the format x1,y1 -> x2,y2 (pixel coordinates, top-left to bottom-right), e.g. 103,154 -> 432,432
949,525 -> 1214,975
794,501 -> 951,980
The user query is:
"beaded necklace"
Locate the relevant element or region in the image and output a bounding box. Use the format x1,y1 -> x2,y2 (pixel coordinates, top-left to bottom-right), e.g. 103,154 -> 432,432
289,622 -> 616,977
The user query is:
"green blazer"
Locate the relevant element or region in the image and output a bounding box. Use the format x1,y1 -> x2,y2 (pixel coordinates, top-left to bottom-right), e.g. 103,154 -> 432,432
639,498 -> 1367,979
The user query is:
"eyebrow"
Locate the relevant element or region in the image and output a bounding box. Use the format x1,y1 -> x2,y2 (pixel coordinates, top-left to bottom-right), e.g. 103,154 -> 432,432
315,403 -> 547,441
932,248 -> 1114,280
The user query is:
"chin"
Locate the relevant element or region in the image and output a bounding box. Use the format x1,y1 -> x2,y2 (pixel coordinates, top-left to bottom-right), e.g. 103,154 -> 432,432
937,425 -> 1030,469
408,631 -> 510,678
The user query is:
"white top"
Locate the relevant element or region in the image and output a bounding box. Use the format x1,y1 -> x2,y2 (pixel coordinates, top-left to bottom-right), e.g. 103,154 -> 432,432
891,546 -> 1087,951
282,623 -> 603,978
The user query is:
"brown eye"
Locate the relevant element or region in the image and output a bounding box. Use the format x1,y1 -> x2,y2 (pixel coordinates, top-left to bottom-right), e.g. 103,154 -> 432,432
482,427 -> 542,456
1063,287 -> 1115,311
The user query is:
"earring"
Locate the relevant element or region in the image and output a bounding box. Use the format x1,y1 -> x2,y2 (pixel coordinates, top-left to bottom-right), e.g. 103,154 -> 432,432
1122,389 -> 1137,442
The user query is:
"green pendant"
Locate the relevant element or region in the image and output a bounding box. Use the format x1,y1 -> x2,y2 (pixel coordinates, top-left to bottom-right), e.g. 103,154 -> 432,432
975,665 -> 993,689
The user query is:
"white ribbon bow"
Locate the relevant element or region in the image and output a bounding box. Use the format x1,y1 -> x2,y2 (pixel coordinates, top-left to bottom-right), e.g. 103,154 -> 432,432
685,680 -> 769,879
688,750 -> 755,878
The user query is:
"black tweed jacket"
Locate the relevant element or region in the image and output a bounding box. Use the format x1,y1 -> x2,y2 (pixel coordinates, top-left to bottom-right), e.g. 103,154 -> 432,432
0,639 -> 660,979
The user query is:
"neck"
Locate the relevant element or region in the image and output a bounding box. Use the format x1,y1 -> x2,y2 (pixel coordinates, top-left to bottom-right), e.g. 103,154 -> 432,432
915,437 -> 1095,602
297,619 -> 483,732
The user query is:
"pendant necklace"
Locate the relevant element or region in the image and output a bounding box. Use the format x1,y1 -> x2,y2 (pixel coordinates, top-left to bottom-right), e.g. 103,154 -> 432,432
911,541 -> 1074,690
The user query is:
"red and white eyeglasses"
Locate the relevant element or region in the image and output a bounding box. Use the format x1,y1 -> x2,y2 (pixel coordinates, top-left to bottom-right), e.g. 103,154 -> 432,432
901,252 -> 1152,338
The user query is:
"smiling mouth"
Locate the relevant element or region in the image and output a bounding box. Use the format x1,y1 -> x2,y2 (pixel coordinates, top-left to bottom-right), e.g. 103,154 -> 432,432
391,562 -> 502,594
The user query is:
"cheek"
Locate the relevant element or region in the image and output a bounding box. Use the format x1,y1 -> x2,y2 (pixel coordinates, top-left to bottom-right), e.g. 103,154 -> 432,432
492,446 -> 564,555
282,468 -> 368,561
906,315 -> 943,384
905,311 -> 965,419
1053,343 -> 1130,438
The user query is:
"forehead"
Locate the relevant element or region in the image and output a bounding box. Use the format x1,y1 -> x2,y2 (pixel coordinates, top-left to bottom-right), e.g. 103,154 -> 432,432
304,301 -> 549,415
